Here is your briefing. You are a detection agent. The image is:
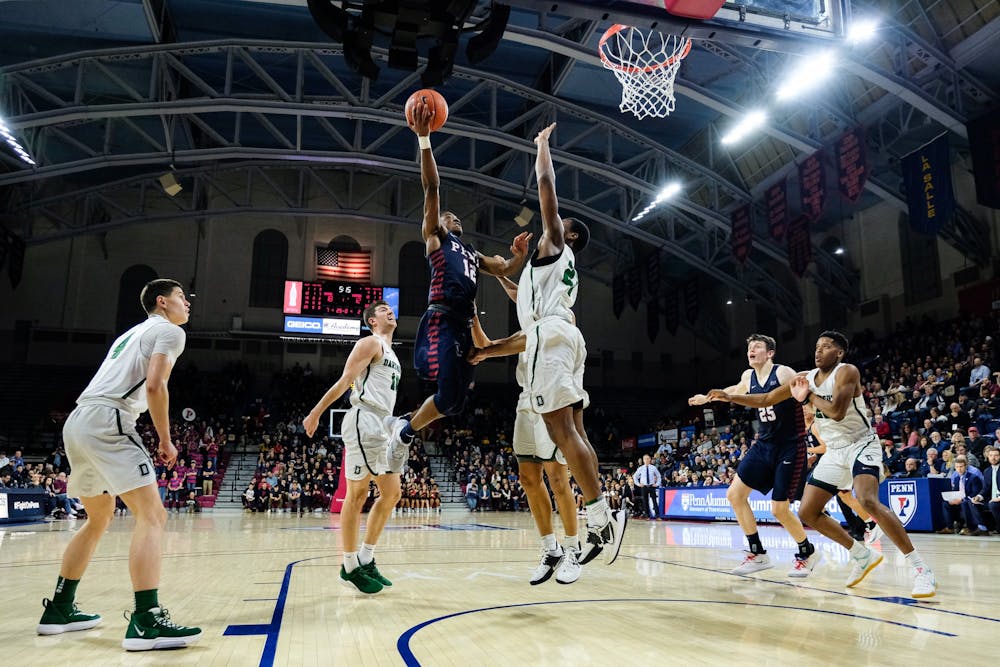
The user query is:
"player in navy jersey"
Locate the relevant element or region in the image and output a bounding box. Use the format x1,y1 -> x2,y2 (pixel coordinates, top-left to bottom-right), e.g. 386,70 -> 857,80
689,334 -> 819,577
385,99 -> 530,464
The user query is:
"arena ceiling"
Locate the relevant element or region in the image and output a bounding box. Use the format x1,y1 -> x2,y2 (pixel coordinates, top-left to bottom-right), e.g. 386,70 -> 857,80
0,0 -> 997,333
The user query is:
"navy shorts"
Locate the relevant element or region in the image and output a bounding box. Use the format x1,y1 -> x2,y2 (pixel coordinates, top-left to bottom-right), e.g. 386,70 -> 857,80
413,307 -> 474,414
736,439 -> 807,502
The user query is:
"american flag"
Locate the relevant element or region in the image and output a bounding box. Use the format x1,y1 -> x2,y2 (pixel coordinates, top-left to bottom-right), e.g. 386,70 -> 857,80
316,247 -> 371,282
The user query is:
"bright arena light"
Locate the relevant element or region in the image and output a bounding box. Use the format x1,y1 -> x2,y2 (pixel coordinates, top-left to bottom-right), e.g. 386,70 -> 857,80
633,182 -> 682,222
0,117 -> 36,166
848,18 -> 880,45
775,51 -> 836,102
721,110 -> 768,146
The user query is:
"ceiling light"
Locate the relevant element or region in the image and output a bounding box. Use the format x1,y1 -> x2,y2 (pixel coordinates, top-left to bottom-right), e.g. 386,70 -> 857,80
834,247 -> 845,255
847,19 -> 879,45
633,182 -> 682,222
726,299 -> 733,305
721,109 -> 768,146
776,51 -> 836,102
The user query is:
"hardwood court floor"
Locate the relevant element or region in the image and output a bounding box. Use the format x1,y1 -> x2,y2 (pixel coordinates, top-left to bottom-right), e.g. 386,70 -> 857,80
2,508 -> 997,666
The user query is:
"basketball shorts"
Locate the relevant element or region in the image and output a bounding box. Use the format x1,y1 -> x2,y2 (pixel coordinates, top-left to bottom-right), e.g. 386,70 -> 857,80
513,393 -> 567,465
808,433 -> 883,493
524,317 -> 589,414
413,307 -> 475,413
341,406 -> 398,479
63,403 -> 156,497
736,439 -> 807,502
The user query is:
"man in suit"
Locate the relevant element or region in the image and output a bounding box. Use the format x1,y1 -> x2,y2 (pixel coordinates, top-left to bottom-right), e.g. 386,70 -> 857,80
938,456 -> 987,535
971,446 -> 1000,533
632,454 -> 661,519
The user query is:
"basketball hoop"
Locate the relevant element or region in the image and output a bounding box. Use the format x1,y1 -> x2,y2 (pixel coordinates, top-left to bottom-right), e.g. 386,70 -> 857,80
598,24 -> 692,120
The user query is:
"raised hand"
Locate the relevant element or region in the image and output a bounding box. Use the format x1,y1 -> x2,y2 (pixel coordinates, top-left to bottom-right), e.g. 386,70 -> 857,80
790,375 -> 811,403
534,122 -> 556,146
511,231 -> 533,258
706,389 -> 730,402
688,394 -> 709,406
409,100 -> 434,136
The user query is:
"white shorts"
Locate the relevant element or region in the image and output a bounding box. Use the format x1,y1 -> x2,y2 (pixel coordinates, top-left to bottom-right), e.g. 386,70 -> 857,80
524,318 -> 589,414
513,397 -> 566,464
63,404 -> 156,497
341,406 -> 395,480
810,434 -> 883,492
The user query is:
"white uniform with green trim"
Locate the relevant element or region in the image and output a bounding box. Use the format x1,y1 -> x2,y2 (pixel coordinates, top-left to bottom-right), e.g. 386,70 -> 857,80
343,335 -> 402,479
513,353 -> 566,463
516,245 -> 589,415
63,315 -> 186,497
807,363 -> 881,490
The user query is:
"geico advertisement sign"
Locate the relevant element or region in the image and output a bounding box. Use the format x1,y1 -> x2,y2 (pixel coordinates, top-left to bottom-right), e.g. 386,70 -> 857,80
284,316 -> 359,336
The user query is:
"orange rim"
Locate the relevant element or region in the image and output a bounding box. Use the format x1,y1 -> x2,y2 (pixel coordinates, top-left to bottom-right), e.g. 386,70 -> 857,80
598,24 -> 692,74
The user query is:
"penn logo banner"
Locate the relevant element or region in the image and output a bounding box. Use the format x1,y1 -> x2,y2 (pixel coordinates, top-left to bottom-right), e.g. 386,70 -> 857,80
901,133 -> 955,235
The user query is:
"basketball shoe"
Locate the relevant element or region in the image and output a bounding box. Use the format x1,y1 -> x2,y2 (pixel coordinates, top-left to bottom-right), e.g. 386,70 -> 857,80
530,548 -> 563,585
845,546 -> 883,588
360,560 -> 392,587
788,551 -> 821,578
121,607 -> 202,651
555,547 -> 582,584
340,564 -> 383,594
911,566 -> 937,598
863,522 -> 883,546
37,598 -> 102,635
383,415 -> 411,472
731,552 -> 773,575
582,509 -> 627,565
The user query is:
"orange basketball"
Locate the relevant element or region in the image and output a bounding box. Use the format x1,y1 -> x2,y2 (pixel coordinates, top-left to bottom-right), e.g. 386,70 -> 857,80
405,88 -> 448,132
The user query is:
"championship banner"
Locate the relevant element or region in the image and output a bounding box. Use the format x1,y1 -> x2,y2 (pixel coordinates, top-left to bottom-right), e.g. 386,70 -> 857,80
683,279 -> 699,324
786,215 -> 812,278
730,204 -> 752,265
612,273 -> 625,318
967,109 -> 1000,209
901,133 -> 955,235
644,252 -> 661,298
664,287 -> 679,335
798,150 -> 826,222
646,298 -> 660,342
836,126 -> 868,202
625,265 -> 642,310
765,180 -> 788,241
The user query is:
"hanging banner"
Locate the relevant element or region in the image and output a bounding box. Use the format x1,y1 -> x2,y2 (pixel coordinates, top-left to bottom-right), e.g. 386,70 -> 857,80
612,274 -> 625,319
683,280 -> 699,324
901,134 -> 955,235
765,180 -> 788,241
644,252 -> 661,298
647,298 -> 660,342
664,287 -> 679,335
967,109 -> 1000,209
836,126 -> 868,202
786,215 -> 812,278
799,150 -> 826,222
625,266 -> 642,310
730,204 -> 752,265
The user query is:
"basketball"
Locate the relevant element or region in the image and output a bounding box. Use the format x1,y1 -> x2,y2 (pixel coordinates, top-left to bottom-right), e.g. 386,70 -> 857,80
405,88 -> 448,132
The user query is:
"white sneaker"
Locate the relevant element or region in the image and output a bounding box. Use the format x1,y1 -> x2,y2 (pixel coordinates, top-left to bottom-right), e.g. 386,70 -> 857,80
788,551 -> 821,578
530,549 -> 563,585
382,416 -> 410,473
845,547 -> 883,588
555,548 -> 581,585
911,566 -> 936,598
583,509 -> 628,565
731,552 -> 773,575
863,523 -> 883,547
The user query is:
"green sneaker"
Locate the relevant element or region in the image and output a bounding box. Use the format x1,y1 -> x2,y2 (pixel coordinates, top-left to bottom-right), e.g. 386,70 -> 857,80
122,606 -> 202,651
37,598 -> 102,635
340,564 -> 383,594
360,560 -> 392,587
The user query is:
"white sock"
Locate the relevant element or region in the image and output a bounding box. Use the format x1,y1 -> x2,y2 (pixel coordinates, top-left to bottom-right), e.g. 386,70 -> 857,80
359,543 -> 375,566
562,535 -> 580,553
848,541 -> 868,558
541,534 -> 560,555
904,550 -> 926,570
343,552 -> 360,573
585,498 -> 611,529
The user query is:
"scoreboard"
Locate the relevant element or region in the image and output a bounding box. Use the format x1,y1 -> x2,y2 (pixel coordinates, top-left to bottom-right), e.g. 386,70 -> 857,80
283,281 -> 399,319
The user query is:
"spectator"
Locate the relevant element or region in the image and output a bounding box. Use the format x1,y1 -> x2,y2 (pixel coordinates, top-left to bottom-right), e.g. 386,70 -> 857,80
873,414 -> 891,440
965,426 -> 987,460
972,446 -> 1000,532
943,403 -> 970,433
896,458 -> 924,478
938,456 -> 987,535
967,356 -> 991,391
922,448 -> 945,478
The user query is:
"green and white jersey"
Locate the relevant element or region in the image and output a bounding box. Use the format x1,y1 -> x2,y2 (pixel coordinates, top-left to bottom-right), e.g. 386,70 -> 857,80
807,364 -> 873,449
76,315 -> 186,420
349,334 -> 401,415
516,245 -> 578,331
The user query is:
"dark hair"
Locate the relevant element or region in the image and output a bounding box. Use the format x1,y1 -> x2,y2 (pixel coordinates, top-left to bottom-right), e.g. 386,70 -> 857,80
565,217 -> 590,254
140,279 -> 183,314
362,300 -> 389,328
819,330 -> 850,354
746,333 -> 776,351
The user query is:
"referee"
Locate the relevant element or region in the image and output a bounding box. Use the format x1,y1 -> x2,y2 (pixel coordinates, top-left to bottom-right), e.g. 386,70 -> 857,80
633,454 -> 662,519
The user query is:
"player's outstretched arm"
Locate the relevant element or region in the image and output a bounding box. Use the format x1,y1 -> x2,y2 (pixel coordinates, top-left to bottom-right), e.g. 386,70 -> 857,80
303,336 -> 381,437
479,232 -> 532,277
469,331 -> 526,365
690,370 -> 750,405
410,101 -> 443,249
471,313 -> 493,349
708,380 -> 792,408
495,274 -> 518,303
794,364 -> 859,421
533,123 -> 563,259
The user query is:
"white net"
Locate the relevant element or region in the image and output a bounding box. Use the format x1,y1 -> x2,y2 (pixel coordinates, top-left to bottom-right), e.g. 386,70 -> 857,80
598,26 -> 691,120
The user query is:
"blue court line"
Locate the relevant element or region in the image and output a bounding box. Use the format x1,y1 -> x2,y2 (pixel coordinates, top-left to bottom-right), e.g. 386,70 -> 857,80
396,598 -> 956,666
224,555 -> 329,667
628,554 -> 1000,624
243,598 -> 279,602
